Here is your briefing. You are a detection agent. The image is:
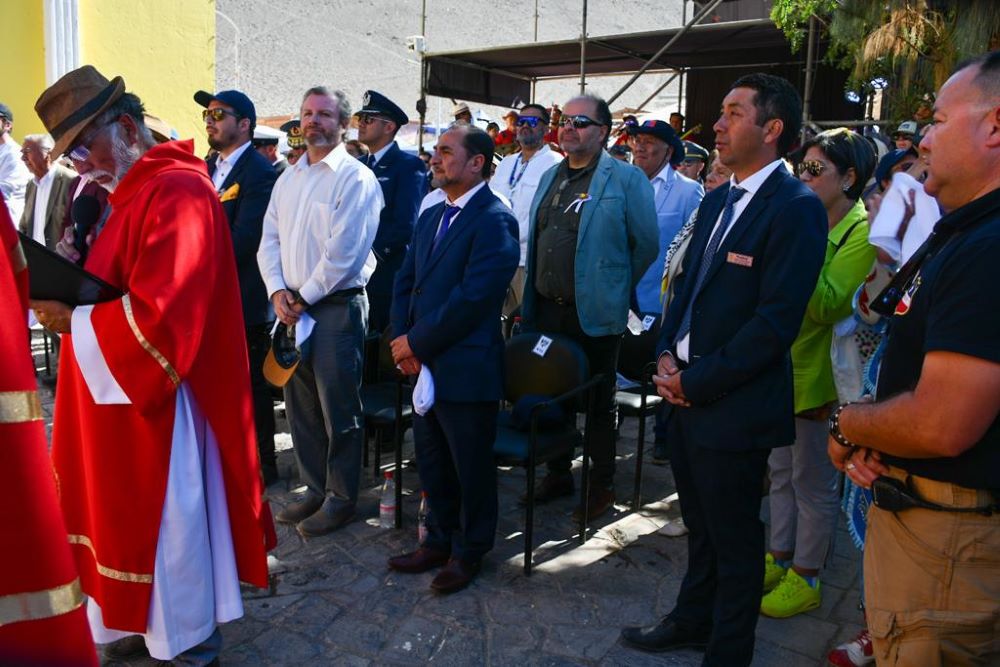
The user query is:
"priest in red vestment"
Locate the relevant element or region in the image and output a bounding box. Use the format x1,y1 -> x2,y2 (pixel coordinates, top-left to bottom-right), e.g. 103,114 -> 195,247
0,195 -> 97,665
30,66 -> 275,663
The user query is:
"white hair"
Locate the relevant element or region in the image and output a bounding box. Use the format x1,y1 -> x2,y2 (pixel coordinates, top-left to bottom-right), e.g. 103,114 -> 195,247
23,134 -> 55,152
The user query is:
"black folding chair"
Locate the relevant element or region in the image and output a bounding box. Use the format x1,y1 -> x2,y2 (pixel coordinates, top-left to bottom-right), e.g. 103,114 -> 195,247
494,332 -> 603,575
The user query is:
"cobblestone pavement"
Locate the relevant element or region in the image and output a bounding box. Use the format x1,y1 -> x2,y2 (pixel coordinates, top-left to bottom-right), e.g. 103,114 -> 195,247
32,332 -> 861,666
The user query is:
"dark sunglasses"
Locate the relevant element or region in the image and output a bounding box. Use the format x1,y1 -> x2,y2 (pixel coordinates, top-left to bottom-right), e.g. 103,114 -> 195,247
202,108 -> 240,122
515,116 -> 543,128
796,159 -> 826,177
558,114 -> 600,129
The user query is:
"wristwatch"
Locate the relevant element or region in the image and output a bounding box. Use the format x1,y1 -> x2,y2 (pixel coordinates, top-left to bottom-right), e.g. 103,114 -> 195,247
828,403 -> 857,449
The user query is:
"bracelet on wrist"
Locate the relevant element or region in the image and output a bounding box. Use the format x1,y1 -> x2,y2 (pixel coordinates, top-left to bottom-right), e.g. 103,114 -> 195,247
828,403 -> 857,449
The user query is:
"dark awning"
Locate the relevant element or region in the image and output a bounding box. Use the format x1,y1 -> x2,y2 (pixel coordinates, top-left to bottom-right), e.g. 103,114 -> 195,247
424,19 -> 799,107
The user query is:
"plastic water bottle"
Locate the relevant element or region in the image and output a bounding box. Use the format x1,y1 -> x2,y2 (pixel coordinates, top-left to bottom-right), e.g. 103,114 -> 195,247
417,491 -> 429,544
379,471 -> 396,528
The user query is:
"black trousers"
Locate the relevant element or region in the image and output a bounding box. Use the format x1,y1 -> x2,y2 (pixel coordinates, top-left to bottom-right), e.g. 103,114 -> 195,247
367,247 -> 405,335
667,409 -> 770,666
534,297 -> 621,489
246,323 -> 276,476
414,400 -> 499,562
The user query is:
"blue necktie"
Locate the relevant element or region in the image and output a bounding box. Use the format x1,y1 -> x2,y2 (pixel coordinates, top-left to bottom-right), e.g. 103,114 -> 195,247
432,204 -> 460,251
674,186 -> 746,345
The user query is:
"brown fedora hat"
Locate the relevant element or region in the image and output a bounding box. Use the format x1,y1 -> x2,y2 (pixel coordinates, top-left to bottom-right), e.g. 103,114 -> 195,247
35,65 -> 126,158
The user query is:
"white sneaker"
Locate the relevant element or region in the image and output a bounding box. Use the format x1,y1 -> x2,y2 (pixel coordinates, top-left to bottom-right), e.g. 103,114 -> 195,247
657,517 -> 689,537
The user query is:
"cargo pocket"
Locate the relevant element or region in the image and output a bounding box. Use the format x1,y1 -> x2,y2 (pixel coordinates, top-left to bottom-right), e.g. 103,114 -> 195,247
867,608 -> 900,664
868,606 -> 997,666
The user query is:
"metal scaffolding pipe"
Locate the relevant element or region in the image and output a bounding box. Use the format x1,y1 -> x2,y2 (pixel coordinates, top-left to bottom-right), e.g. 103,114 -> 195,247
608,0 -> 724,105
579,0 -> 588,94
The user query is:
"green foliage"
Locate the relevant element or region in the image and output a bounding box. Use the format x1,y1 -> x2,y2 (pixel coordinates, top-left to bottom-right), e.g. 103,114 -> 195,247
770,0 -> 1000,120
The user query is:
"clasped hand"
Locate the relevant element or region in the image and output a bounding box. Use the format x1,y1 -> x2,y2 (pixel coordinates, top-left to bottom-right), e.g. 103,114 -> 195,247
652,352 -> 690,407
390,335 -> 421,376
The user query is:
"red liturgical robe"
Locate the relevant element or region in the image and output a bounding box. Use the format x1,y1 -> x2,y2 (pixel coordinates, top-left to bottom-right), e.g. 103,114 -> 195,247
51,140 -> 275,634
0,196 -> 97,664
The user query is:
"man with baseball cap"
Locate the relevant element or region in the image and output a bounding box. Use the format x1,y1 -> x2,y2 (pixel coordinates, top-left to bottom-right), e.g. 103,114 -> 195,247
893,120 -> 919,151
354,89 -> 427,333
495,110 -> 519,157
0,102 -> 33,224
194,88 -> 279,486
29,66 -> 274,663
628,120 -> 704,316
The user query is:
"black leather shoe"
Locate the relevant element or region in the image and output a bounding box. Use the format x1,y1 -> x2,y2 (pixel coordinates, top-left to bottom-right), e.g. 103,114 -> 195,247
388,547 -> 451,574
620,617 -> 710,653
102,635 -> 149,660
520,472 -> 575,504
430,558 -> 480,594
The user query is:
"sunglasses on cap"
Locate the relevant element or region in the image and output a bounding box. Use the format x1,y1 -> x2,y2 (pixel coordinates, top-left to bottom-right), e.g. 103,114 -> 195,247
558,114 -> 600,129
202,108 -> 240,123
796,159 -> 827,177
515,116 -> 543,128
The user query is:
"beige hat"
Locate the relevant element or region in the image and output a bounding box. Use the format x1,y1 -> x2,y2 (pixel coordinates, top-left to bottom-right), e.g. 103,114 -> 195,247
452,102 -> 471,118
35,65 -> 126,157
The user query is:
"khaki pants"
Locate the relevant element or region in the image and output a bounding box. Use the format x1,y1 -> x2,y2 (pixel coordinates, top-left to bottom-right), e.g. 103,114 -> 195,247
864,467 -> 1000,666
503,266 -> 526,318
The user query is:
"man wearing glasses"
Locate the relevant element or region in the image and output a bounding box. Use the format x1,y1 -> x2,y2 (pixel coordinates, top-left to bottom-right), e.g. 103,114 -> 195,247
521,94 -> 658,521
492,104 -> 563,314
29,65 -> 274,664
194,89 -> 279,485
354,90 -> 427,334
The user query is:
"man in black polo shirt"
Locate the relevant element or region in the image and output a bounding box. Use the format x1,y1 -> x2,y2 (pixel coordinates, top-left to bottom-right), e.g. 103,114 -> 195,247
827,51 -> 1000,665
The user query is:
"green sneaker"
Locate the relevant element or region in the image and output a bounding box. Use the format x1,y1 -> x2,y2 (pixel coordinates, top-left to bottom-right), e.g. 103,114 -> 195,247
763,553 -> 787,593
760,568 -> 821,618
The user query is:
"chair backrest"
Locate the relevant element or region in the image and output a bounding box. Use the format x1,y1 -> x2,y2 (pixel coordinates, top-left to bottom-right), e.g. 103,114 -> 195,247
362,326 -> 400,384
617,318 -> 661,380
504,333 -> 590,403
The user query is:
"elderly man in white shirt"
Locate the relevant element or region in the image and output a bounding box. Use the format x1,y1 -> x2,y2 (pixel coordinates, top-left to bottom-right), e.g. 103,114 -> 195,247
0,103 -> 32,225
18,134 -> 76,248
492,104 -> 563,314
258,86 -> 384,537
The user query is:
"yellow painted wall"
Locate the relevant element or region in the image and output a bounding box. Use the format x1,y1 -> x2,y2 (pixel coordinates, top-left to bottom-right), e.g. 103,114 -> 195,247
0,0 -> 48,140
80,0 -> 215,154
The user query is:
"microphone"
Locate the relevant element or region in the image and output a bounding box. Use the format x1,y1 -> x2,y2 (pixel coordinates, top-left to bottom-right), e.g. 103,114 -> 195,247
71,195 -> 101,264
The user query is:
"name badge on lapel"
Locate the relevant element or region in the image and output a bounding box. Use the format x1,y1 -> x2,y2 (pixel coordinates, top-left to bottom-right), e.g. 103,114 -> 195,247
219,183 -> 240,202
726,252 -> 753,268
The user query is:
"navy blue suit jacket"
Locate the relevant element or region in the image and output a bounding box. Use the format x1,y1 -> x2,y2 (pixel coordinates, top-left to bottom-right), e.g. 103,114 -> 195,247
207,147 -> 276,327
657,166 -> 827,451
391,184 -> 519,402
363,142 -> 428,255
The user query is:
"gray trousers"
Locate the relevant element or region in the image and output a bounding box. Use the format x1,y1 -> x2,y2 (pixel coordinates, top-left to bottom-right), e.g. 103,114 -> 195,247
767,416 -> 841,571
284,294 -> 367,512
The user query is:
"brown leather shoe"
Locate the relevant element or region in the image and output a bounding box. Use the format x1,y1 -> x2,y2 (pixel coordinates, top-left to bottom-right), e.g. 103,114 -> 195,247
519,471 -> 575,504
296,505 -> 355,537
275,495 -> 323,524
572,486 -> 616,523
387,546 -> 451,573
430,558 -> 480,594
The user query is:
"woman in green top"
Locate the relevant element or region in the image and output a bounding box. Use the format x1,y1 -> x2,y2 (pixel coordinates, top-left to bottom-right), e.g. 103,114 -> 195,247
761,128 -> 876,619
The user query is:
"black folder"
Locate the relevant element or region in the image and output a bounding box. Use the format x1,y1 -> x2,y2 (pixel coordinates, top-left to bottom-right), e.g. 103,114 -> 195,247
18,232 -> 123,305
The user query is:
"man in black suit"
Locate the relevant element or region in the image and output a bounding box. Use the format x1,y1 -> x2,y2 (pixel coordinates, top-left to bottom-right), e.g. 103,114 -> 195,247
354,90 -> 428,334
194,89 -> 279,484
386,124 -> 519,594
620,74 -> 827,665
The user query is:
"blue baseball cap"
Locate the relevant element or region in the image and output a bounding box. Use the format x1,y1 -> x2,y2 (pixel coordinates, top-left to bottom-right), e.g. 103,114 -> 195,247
193,89 -> 256,125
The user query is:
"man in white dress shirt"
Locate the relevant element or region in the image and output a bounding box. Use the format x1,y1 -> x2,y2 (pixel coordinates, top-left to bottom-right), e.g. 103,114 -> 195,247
18,134 -> 75,249
0,103 -> 32,225
258,86 -> 384,536
492,104 -> 563,315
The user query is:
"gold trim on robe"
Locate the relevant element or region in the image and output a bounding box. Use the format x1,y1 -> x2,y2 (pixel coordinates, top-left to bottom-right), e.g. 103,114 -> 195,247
0,390 -> 43,424
0,578 -> 84,627
122,294 -> 180,387
67,534 -> 153,584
